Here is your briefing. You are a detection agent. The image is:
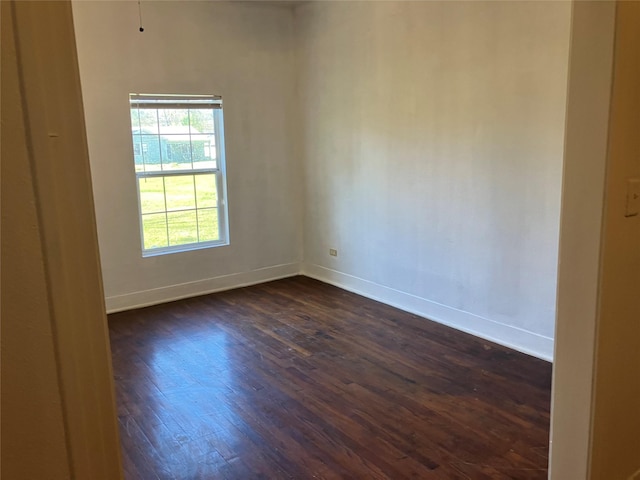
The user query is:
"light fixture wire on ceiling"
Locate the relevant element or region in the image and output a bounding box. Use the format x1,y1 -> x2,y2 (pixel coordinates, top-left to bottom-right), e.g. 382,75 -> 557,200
138,0 -> 144,32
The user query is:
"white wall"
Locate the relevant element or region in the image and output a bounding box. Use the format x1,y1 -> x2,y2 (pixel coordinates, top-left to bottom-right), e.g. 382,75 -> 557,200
296,1 -> 571,360
74,1 -> 572,360
72,1 -> 301,311
549,2 -> 616,477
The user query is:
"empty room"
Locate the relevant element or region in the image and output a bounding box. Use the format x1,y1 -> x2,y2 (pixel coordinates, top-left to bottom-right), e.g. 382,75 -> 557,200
3,1 -> 638,480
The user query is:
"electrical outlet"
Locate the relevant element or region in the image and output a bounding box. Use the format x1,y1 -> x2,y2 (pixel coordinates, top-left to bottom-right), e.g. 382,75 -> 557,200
329,248 -> 338,257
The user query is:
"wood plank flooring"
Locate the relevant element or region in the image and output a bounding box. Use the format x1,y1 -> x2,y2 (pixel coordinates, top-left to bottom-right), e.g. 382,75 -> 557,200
108,276 -> 552,479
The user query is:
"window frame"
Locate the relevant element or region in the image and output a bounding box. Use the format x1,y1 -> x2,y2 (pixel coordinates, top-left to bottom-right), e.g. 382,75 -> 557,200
129,94 -> 229,257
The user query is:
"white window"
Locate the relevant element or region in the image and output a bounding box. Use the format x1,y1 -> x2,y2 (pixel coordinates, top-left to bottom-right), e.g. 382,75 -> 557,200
129,94 -> 229,256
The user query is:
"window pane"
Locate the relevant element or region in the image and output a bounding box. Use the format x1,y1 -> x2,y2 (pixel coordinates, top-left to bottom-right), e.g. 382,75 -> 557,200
138,134 -> 162,170
164,175 -> 196,211
132,133 -> 144,172
138,177 -> 166,214
157,109 -> 189,134
193,159 -> 217,169
135,109 -> 159,134
162,139 -> 192,170
142,213 -> 168,250
192,134 -> 216,169
188,109 -> 214,134
167,210 -> 198,246
195,174 -> 217,208
130,109 -> 141,131
197,208 -> 219,242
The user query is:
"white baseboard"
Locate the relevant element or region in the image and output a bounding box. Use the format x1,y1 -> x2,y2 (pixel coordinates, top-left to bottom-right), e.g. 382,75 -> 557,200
105,263 -> 300,313
302,263 -> 554,362
106,261 -> 555,361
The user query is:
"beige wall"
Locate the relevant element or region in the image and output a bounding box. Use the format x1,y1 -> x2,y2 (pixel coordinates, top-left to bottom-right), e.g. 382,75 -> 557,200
589,2 -> 640,477
1,1 -> 123,478
72,1 -> 301,312
1,3 -> 71,477
296,1 -> 571,359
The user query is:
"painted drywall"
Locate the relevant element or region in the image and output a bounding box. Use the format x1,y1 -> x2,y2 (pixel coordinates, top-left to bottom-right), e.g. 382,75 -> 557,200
1,5 -> 71,477
588,2 -> 640,477
548,2 -> 616,478
3,1 -> 124,477
296,1 -> 571,359
72,1 -> 301,311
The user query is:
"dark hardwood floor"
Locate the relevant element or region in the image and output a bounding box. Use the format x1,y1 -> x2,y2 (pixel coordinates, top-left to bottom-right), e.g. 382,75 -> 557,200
108,276 -> 552,479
